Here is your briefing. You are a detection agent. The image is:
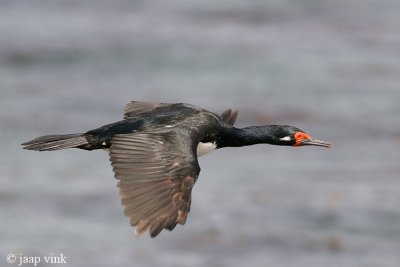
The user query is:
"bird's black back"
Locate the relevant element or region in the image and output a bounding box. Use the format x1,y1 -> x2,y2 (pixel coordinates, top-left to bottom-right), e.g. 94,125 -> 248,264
82,103 -> 224,150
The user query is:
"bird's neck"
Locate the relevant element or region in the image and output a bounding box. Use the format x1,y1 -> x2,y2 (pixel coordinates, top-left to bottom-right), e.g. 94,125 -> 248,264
216,126 -> 278,148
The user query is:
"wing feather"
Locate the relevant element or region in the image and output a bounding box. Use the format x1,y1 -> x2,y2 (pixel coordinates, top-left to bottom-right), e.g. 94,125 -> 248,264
123,101 -> 172,119
220,109 -> 239,126
109,131 -> 200,238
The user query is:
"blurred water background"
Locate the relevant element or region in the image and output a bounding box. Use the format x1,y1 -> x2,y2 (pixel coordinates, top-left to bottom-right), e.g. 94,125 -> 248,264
1,0 -> 400,266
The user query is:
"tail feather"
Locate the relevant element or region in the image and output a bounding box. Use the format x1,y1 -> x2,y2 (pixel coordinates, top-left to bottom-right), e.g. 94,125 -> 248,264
22,133 -> 88,151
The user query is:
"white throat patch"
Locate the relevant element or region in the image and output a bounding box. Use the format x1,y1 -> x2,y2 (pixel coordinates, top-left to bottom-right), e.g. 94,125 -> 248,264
279,136 -> 292,142
197,142 -> 217,157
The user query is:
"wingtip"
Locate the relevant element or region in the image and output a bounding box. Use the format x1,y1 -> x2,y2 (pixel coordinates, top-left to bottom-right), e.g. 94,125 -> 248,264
134,228 -> 144,237
220,108 -> 239,126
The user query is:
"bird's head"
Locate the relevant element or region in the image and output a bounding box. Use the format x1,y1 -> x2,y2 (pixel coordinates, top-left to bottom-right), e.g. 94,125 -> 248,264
269,125 -> 331,148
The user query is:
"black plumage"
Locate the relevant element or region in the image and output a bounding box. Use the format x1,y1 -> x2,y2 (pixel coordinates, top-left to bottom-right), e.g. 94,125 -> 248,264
22,101 -> 330,237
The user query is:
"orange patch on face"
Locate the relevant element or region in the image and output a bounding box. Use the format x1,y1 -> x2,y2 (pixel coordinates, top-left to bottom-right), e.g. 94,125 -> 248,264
293,132 -> 311,146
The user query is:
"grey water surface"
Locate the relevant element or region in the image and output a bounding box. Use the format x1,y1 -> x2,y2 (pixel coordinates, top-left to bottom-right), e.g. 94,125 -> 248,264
1,1 -> 400,266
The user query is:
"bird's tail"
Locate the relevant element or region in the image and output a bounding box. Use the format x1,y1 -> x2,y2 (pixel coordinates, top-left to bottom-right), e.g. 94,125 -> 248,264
22,133 -> 88,151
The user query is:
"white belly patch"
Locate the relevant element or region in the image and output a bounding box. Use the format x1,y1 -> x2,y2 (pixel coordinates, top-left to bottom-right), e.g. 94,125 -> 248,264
196,142 -> 217,157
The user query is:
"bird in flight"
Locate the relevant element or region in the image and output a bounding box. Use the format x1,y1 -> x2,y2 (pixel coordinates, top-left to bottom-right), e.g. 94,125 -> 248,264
22,101 -> 331,237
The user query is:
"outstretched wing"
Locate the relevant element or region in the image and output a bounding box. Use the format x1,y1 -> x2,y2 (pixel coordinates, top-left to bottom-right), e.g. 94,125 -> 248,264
124,101 -> 239,127
220,109 -> 239,126
109,130 -> 200,237
123,101 -> 171,119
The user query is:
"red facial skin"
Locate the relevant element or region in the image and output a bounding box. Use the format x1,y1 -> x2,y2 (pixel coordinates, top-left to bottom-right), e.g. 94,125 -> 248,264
293,132 -> 311,146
